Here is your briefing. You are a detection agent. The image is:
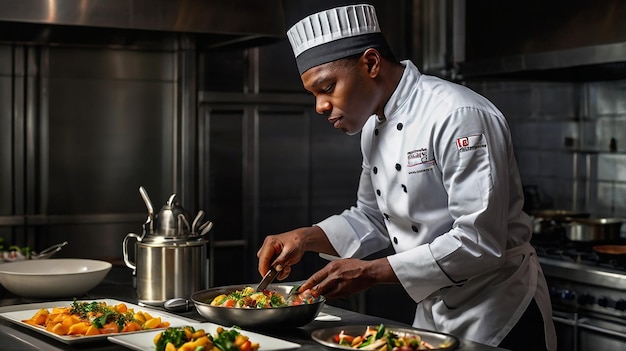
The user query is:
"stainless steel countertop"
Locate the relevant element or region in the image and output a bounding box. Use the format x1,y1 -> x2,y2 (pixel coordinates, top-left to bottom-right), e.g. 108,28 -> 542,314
539,256 -> 626,290
0,265 -> 508,351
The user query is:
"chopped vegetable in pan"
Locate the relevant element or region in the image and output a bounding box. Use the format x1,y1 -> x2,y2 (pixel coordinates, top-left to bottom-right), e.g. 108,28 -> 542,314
209,286 -> 313,308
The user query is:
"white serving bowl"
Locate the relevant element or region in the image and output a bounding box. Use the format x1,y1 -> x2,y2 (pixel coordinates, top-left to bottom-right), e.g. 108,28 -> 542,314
0,258 -> 112,298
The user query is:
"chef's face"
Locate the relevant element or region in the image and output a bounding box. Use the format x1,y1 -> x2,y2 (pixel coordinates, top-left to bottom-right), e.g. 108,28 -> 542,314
301,54 -> 379,135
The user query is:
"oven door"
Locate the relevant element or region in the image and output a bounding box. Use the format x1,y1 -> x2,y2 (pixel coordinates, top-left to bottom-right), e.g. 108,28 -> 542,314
553,310 -> 577,350
577,316 -> 626,350
553,309 -> 626,351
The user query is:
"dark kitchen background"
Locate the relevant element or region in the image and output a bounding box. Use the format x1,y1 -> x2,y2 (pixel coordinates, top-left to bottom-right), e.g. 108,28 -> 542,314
1,0 -> 625,348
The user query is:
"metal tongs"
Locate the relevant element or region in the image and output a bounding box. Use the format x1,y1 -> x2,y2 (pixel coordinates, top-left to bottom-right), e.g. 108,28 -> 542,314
286,284 -> 301,302
256,266 -> 279,292
30,241 -> 68,260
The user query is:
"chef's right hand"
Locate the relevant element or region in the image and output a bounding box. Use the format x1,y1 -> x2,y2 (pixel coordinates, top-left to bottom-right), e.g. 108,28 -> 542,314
257,225 -> 335,280
257,227 -> 307,280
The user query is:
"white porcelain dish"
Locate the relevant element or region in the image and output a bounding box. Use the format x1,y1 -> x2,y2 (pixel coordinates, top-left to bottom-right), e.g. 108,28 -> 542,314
0,299 -> 196,344
0,258 -> 112,298
108,322 -> 300,351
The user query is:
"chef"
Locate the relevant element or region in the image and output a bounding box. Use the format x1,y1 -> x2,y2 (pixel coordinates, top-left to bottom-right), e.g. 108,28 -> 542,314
257,2 -> 557,350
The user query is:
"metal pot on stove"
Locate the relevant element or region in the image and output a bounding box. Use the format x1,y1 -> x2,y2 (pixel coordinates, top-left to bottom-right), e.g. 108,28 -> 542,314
122,186 -> 213,305
530,209 -> 589,235
563,217 -> 624,242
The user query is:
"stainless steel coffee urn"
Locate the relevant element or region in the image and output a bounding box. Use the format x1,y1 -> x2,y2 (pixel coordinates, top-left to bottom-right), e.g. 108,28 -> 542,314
123,186 -> 213,305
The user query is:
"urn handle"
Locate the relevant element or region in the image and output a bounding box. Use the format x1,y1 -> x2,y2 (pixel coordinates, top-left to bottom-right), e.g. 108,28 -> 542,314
122,232 -> 141,272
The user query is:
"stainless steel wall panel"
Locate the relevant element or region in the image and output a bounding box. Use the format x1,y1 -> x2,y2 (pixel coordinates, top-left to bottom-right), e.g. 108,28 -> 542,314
36,46 -> 179,259
0,47 -> 12,216
309,114 -> 362,223
48,48 -> 175,81
0,44 -> 28,246
25,47 -> 43,217
198,50 -> 245,93
257,41 -> 304,93
41,222 -> 142,262
0,45 -> 28,220
257,109 -> 310,232
204,107 -> 245,286
174,36 -> 198,209
0,45 -> 11,75
205,108 -> 245,243
47,78 -> 175,214
588,81 -> 626,117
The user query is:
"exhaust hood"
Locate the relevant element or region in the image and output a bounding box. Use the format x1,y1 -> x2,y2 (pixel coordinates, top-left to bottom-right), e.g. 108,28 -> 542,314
460,43 -> 626,82
459,0 -> 626,81
0,0 -> 285,49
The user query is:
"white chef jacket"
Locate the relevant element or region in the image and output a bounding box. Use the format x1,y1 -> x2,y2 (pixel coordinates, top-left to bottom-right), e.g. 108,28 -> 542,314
316,61 -> 556,349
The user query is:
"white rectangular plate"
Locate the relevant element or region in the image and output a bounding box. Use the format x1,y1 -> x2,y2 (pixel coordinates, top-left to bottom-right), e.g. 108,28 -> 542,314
108,322 -> 301,351
0,298 -> 197,344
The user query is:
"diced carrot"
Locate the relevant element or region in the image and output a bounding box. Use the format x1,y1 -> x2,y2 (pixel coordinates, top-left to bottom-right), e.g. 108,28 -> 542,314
99,321 -> 119,334
85,325 -> 100,336
143,317 -> 162,329
122,321 -> 142,332
51,323 -> 68,335
51,313 -> 65,324
115,303 -> 128,313
134,311 -> 146,323
240,340 -> 252,351
68,322 -> 89,335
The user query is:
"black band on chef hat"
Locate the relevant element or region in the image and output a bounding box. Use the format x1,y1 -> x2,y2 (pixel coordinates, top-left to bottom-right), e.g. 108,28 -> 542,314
294,32 -> 390,74
284,2 -> 391,75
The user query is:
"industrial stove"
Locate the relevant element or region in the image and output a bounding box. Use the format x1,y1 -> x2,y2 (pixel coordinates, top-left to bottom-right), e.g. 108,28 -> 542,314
532,233 -> 626,351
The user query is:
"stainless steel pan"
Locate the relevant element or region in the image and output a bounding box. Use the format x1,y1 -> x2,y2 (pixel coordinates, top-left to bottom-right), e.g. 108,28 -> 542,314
190,284 -> 325,329
530,210 -> 589,235
565,217 -> 623,242
593,245 -> 626,265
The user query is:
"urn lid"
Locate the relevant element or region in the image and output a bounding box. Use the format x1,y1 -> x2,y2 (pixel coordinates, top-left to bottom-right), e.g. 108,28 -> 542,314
138,187 -> 213,243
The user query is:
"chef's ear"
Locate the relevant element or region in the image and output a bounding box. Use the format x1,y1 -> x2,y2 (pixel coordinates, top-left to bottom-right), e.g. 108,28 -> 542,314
362,48 -> 381,77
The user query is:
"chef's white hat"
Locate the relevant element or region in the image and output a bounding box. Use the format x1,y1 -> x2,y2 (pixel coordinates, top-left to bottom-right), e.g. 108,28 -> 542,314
286,3 -> 391,74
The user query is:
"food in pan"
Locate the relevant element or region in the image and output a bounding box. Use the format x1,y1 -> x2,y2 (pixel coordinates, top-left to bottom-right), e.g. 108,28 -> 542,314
209,286 -> 314,308
21,300 -> 171,336
154,325 -> 260,351
334,324 -> 437,350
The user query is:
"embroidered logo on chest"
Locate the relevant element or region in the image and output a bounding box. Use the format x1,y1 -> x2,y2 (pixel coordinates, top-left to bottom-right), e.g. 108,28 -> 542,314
407,148 -> 435,174
407,148 -> 428,166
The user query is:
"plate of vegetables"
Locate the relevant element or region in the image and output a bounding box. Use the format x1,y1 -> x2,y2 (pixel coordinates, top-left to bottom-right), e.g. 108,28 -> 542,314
108,323 -> 300,351
311,324 -> 459,351
0,299 -> 194,344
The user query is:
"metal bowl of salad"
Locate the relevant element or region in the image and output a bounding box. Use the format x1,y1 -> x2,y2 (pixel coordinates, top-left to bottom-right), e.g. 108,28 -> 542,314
190,284 -> 325,329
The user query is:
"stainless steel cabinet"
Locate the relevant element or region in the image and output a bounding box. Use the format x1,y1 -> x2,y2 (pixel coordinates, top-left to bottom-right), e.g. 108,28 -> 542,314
0,43 -> 186,260
198,94 -> 362,286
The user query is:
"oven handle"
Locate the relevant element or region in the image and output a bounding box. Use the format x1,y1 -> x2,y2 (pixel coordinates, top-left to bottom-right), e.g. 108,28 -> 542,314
578,317 -> 626,339
552,315 -> 576,326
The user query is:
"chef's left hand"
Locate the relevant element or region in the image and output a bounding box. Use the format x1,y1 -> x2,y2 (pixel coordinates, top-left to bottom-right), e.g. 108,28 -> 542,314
299,257 -> 399,299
